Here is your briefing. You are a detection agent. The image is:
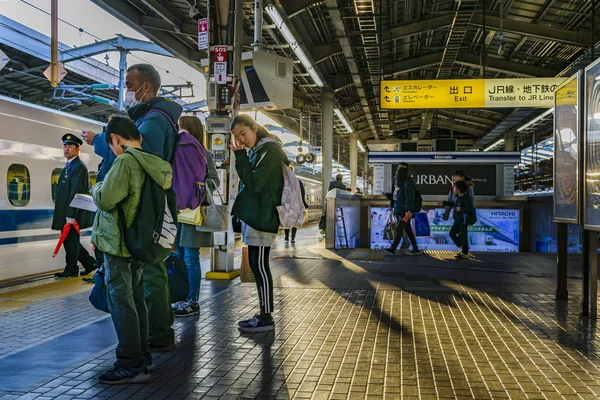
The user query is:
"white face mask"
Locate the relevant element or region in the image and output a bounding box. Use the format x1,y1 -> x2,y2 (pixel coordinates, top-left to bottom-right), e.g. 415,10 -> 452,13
124,83 -> 147,108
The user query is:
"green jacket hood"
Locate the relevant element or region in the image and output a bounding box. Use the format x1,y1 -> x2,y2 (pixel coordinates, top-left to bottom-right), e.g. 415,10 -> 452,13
250,138 -> 289,165
126,147 -> 172,189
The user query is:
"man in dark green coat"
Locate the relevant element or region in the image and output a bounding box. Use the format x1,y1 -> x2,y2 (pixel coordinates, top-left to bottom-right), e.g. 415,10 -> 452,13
52,134 -> 96,277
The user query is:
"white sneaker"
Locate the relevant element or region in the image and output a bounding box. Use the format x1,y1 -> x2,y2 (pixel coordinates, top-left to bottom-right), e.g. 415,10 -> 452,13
171,301 -> 186,311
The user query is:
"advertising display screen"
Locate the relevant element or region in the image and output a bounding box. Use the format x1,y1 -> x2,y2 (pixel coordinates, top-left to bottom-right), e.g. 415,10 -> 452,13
370,207 -> 520,252
553,72 -> 580,224
585,59 -> 600,230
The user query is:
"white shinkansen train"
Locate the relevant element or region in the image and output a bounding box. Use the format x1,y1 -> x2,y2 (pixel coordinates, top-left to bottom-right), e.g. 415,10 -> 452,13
0,95 -> 323,283
0,95 -> 103,282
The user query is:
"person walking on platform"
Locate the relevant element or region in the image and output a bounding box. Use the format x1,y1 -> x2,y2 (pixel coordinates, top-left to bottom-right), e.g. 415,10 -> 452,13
171,116 -> 220,317
230,115 -> 288,333
52,134 -> 96,278
444,180 -> 475,259
92,116 -> 172,384
284,165 -> 308,244
82,64 -> 182,352
385,163 -> 421,256
328,173 -> 347,191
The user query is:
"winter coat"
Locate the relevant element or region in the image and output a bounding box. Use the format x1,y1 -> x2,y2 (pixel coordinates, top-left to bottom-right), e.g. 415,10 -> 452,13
392,177 -> 418,216
51,156 -> 93,230
299,179 -> 309,209
451,193 -> 475,222
178,150 -> 220,248
91,147 -> 172,257
231,137 -> 289,234
328,180 -> 347,191
447,180 -> 476,207
93,97 -> 183,180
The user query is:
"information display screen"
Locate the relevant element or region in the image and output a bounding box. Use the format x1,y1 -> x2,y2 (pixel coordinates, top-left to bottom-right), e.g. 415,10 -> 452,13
370,207 -> 520,252
553,72 -> 580,223
585,59 -> 600,230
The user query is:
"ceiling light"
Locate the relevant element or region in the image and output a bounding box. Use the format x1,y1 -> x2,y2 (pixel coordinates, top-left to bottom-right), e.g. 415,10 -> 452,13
334,108 -> 353,133
358,140 -> 366,153
483,138 -> 505,152
517,108 -> 554,132
265,4 -> 323,87
497,41 -> 506,56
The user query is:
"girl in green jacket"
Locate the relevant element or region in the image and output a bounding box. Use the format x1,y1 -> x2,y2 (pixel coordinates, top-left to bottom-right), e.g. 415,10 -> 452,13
230,115 -> 289,333
91,116 -> 172,384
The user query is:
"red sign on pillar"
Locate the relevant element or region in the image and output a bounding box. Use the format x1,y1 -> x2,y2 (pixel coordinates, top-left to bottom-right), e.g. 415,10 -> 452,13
213,46 -> 228,85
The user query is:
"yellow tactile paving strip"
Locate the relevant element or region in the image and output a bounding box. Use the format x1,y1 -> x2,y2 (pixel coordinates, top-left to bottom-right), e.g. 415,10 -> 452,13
0,277 -> 92,314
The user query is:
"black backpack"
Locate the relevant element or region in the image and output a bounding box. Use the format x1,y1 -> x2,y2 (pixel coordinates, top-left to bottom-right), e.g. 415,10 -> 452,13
165,255 -> 189,302
415,189 -> 423,212
118,154 -> 178,264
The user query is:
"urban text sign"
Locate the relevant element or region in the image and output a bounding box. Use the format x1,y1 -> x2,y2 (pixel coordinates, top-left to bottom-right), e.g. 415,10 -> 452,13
380,78 -> 566,109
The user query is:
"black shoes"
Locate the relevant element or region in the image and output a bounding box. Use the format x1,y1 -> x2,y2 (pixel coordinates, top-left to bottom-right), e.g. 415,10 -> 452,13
54,271 -> 78,278
80,265 -> 97,276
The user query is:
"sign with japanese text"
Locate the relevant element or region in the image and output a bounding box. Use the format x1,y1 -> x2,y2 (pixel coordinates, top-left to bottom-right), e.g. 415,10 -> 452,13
554,72 -> 580,224
198,18 -> 208,50
373,164 -> 385,195
380,78 -> 566,109
213,46 -> 228,85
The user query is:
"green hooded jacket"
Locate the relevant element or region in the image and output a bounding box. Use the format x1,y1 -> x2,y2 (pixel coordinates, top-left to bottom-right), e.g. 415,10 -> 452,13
231,138 -> 289,234
91,147 -> 172,257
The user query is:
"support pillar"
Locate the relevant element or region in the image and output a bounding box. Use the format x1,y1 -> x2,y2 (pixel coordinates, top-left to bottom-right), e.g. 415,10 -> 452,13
321,90 -> 334,207
50,0 -> 59,87
350,132 -> 358,191
582,229 -> 590,315
117,50 -> 127,111
363,151 -> 369,194
589,231 -> 598,319
556,223 -> 568,300
505,131 -> 515,151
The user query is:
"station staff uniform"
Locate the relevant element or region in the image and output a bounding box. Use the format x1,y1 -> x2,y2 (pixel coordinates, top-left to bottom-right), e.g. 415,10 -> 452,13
52,134 -> 96,278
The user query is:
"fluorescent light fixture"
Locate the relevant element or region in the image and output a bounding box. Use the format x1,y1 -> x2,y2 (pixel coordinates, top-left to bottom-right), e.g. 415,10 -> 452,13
265,4 -> 323,87
357,140 -> 366,153
517,108 -> 554,132
483,138 -> 505,152
334,108 -> 354,133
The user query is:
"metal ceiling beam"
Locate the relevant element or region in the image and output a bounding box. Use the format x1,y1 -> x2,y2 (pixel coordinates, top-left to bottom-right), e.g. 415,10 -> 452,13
280,0 -> 322,18
60,34 -> 172,63
90,0 -> 206,70
455,53 -> 559,77
471,14 -> 592,47
322,0 -> 378,139
390,14 -> 455,40
437,110 -> 498,127
311,43 -> 343,64
382,52 -> 444,77
139,15 -> 198,36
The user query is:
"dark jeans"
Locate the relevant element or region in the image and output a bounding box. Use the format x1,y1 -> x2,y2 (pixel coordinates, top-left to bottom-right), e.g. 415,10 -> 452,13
104,254 -> 148,368
63,227 -> 95,274
449,217 -> 469,254
248,246 -> 273,318
284,228 -> 297,240
390,219 -> 418,251
144,262 -> 175,347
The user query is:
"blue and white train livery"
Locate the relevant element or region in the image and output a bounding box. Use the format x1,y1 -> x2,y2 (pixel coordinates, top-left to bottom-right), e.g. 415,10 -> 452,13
0,95 -> 102,281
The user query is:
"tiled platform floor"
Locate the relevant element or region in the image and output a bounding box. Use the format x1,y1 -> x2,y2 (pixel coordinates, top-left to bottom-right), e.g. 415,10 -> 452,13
1,227 -> 599,399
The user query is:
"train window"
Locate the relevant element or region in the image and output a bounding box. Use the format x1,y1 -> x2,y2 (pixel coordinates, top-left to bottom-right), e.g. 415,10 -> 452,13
51,168 -> 62,204
89,172 -> 97,187
7,164 -> 31,207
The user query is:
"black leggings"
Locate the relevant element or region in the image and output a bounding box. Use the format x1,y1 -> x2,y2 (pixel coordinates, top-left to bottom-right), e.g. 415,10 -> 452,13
390,220 -> 418,252
284,228 -> 297,240
248,246 -> 273,316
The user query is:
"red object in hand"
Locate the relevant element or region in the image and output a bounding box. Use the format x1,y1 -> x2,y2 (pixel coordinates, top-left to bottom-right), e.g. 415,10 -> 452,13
402,214 -> 410,223
52,221 -> 81,257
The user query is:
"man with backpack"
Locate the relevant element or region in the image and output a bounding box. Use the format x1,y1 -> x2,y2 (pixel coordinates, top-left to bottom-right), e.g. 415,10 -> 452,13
91,116 -> 176,383
385,163 -> 421,256
82,64 -> 182,352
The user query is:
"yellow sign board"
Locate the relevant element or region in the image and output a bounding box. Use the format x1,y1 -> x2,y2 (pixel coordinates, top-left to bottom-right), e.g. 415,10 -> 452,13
555,78 -> 578,107
380,78 -> 566,109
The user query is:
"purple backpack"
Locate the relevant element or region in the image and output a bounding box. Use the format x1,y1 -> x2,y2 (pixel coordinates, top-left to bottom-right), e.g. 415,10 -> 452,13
172,131 -> 207,210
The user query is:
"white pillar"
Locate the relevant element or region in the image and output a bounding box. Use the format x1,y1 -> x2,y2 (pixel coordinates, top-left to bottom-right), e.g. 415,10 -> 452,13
363,151 -> 369,194
350,132 -> 358,191
321,90 -> 334,207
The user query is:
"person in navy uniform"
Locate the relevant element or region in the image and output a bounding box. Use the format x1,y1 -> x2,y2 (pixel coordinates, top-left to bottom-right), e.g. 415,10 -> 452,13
52,134 -> 96,278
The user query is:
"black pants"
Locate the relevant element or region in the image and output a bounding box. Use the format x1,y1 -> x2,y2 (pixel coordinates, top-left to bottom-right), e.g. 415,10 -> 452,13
248,246 -> 273,317
63,228 -> 95,274
390,219 -> 418,252
449,218 -> 469,254
284,228 -> 297,240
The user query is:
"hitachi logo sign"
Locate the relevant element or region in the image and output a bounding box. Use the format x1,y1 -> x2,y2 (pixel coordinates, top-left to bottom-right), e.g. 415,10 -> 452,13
490,211 -> 516,217
415,175 -> 454,185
